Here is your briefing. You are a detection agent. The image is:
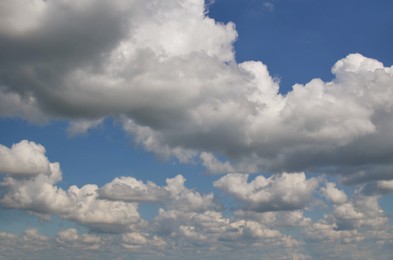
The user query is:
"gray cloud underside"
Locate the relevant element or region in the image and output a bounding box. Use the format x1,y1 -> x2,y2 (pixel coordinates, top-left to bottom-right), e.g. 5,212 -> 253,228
1,0 -> 393,180
0,140 -> 392,259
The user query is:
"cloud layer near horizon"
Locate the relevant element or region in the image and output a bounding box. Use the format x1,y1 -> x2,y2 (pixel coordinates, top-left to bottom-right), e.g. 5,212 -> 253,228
1,0 -> 393,180
0,140 -> 392,259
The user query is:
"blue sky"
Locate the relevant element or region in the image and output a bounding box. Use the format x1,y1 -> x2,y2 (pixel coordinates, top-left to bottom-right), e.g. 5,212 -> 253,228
1,0 -> 393,259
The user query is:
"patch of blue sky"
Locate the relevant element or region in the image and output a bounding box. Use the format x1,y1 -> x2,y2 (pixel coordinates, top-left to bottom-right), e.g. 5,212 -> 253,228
209,0 -> 393,93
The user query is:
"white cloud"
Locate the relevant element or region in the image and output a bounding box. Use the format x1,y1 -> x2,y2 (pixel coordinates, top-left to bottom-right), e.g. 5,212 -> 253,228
234,210 -> 312,228
0,141 -> 392,259
0,0 -> 393,180
360,180 -> 393,195
0,141 -> 217,235
65,184 -> 143,233
0,0 -> 393,258
1,174 -> 72,216
0,140 -> 53,177
1,173 -> 144,233
19,228 -> 51,252
304,220 -> 364,243
99,174 -> 218,213
333,194 -> 387,230
66,118 -> 104,136
321,182 -> 348,204
56,228 -> 79,243
214,172 -> 319,212
375,180 -> 393,193
23,228 -> 49,242
121,232 -> 149,251
99,176 -> 168,202
150,207 -> 299,253
200,152 -> 235,174
57,228 -> 102,250
0,141 -> 143,233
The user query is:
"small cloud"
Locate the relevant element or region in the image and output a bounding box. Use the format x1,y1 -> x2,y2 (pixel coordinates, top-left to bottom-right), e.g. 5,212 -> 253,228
66,118 -> 104,137
263,2 -> 275,12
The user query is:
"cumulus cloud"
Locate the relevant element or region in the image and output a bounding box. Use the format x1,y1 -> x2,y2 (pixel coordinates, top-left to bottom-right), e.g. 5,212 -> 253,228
0,140 -> 309,257
314,183 -> 389,241
0,139 -> 392,258
0,140 -> 54,177
0,140 -> 217,234
320,182 -> 348,204
333,194 -> 387,231
0,141 -> 143,233
150,208 -> 298,252
213,172 -> 319,212
0,0 -> 393,258
1,174 -> 143,233
100,174 -> 219,213
0,0 -> 392,179
99,176 -> 168,202
56,228 -> 102,250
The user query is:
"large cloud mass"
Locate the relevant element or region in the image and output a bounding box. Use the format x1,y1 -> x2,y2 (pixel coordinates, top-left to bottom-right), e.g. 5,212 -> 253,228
1,0 -> 393,181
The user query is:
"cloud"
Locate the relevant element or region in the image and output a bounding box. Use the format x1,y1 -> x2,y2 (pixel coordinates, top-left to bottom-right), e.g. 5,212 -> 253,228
0,142 -> 143,233
0,0 -> 393,257
360,180 -> 393,195
316,183 -> 389,237
263,2 -> 274,12
333,194 -> 387,231
1,0 -> 393,180
0,140 -> 55,177
99,174 -> 219,212
1,173 -> 144,233
23,228 -> 49,242
0,140 -> 308,257
56,228 -> 102,250
66,118 -> 104,136
213,172 -> 319,212
99,176 -> 169,202
0,139 -> 392,259
320,182 -> 348,204
200,152 -> 236,174
0,140 -> 217,234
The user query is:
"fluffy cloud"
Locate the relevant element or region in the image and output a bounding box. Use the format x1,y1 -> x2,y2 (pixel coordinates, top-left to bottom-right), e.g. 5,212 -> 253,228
0,140 -> 308,257
0,140 -> 143,233
1,0 -> 393,258
99,176 -> 168,202
333,194 -> 387,231
320,182 -> 348,204
1,174 -> 143,233
0,141 -> 217,235
56,228 -> 102,250
1,0 -> 393,179
0,139 -> 392,259
214,172 -> 319,212
99,174 -> 218,212
312,184 -> 389,242
0,140 -> 55,177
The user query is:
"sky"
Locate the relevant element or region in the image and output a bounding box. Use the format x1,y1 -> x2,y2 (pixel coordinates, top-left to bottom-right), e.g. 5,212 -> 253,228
0,0 -> 393,259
